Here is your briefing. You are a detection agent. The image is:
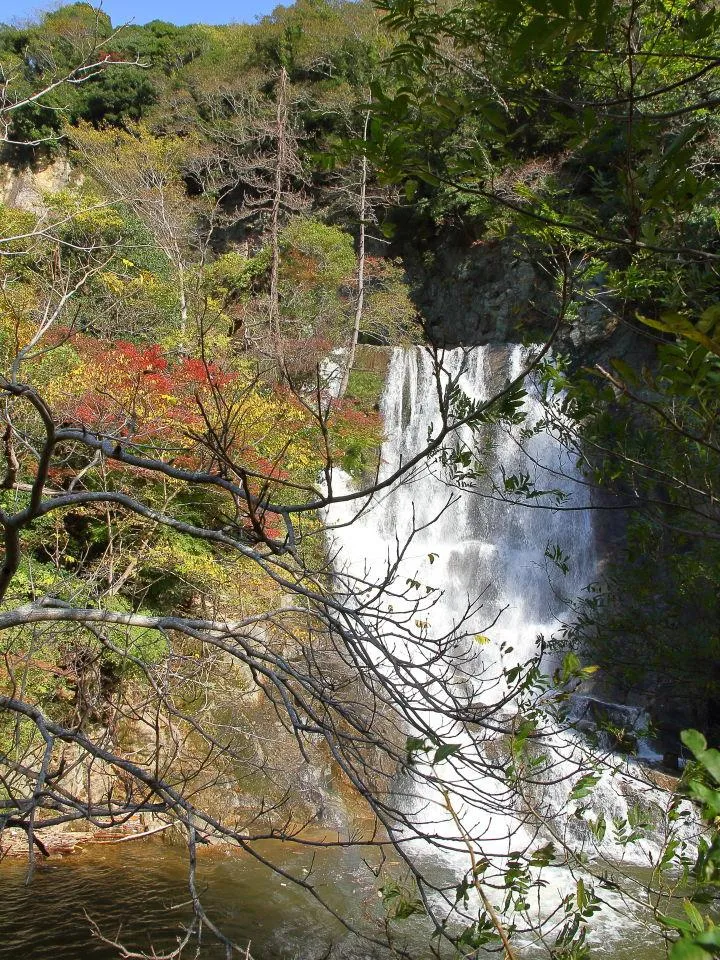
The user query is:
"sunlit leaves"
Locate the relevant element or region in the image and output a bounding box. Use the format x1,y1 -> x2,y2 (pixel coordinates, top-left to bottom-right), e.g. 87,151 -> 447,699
569,773 -> 600,801
638,309 -> 720,360
379,878 -> 426,919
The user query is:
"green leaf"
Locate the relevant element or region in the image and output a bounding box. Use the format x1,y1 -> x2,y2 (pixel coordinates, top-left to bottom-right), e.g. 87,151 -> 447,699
659,912 -> 696,935
435,94 -> 463,116
433,743 -> 461,764
404,179 -> 418,202
698,305 -> 720,335
570,773 -> 600,801
682,730 -> 710,762
576,877 -> 587,909
680,730 -> 720,784
414,168 -> 442,187
687,782 -> 720,817
529,842 -> 555,866
698,748 -> 720,785
565,22 -> 586,44
683,900 -> 706,934
478,102 -> 508,131
405,736 -> 430,765
609,357 -> 639,386
594,0 -> 613,24
638,313 -> 720,358
695,929 -> 720,948
669,939 -> 710,960
547,0 -> 571,16
590,813 -> 606,842
512,15 -> 549,56
393,898 -> 426,919
660,837 -> 680,871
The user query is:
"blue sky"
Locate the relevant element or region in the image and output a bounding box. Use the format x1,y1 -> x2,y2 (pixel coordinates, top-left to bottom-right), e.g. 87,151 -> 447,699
0,0 -> 281,27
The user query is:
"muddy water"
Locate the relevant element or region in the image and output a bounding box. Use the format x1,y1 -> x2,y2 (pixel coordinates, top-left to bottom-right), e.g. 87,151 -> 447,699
0,840 -> 382,960
0,840 -> 669,960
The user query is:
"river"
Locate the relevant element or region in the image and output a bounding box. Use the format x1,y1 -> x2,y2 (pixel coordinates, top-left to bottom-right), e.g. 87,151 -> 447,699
0,840 -> 376,959
0,840 -> 672,959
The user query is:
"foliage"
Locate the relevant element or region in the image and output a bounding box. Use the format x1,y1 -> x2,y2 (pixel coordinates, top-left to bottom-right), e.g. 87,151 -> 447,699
657,731 -> 720,960
278,217 -> 356,340
368,0 -> 719,328
547,337 -> 720,725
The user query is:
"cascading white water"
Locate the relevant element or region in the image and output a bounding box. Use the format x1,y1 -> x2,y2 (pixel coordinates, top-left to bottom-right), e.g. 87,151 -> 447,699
324,345 -> 693,948
378,345 -> 596,661
329,345 -> 593,653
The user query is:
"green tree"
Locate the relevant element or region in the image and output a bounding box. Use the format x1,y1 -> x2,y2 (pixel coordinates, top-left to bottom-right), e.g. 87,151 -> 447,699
0,4 -> 150,150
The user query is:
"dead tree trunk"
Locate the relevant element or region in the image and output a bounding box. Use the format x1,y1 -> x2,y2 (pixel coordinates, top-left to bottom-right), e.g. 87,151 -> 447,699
337,111 -> 370,401
269,67 -> 290,372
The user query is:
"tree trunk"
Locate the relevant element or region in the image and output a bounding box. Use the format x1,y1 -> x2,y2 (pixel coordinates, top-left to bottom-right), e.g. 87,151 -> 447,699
178,261 -> 188,337
269,67 -> 289,373
337,111 -> 370,401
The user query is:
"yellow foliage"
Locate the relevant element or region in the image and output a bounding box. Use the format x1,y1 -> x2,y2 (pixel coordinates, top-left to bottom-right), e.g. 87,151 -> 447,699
99,271 -> 125,294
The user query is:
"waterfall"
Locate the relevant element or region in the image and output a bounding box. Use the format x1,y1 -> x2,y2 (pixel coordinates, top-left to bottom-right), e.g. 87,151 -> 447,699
376,345 -> 596,661
324,345 -> 693,949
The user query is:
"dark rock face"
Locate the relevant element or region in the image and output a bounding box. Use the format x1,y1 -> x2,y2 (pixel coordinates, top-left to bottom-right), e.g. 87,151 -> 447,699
410,238 -> 556,347
404,233 -> 636,361
416,240 -> 547,345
